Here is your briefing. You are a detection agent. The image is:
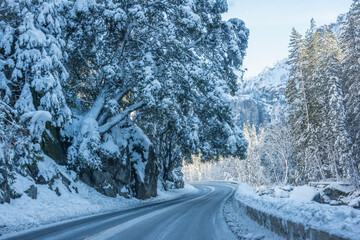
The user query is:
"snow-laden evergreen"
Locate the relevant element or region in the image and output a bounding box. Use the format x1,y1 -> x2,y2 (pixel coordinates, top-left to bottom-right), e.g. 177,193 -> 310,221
319,30 -> 354,182
0,0 -> 249,202
341,0 -> 360,187
285,3 -> 360,187
61,0 -> 249,190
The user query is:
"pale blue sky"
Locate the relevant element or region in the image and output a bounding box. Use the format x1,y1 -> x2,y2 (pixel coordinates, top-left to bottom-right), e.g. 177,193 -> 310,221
223,0 -> 353,78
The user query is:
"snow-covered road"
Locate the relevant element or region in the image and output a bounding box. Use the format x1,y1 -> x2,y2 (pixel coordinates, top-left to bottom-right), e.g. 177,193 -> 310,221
2,184 -> 237,240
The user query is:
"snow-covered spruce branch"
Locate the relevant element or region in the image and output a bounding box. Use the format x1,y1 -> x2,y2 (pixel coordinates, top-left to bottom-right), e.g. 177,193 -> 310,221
98,101 -> 145,134
0,101 -> 17,116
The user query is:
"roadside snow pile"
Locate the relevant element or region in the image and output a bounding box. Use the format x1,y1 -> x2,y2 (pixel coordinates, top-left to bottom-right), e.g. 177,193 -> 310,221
235,183 -> 360,240
0,157 -> 197,236
289,185 -> 318,202
236,182 -> 257,197
274,186 -> 291,198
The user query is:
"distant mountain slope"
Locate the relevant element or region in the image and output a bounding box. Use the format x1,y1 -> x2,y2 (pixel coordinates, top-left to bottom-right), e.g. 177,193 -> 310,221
232,59 -> 289,128
232,14 -> 346,129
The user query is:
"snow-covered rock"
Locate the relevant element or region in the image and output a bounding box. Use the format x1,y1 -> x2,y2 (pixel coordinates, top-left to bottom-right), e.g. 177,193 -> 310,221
24,185 -> 37,200
323,183 -> 355,200
273,186 -> 291,198
236,182 -> 257,197
349,196 -> 360,209
289,185 -> 319,202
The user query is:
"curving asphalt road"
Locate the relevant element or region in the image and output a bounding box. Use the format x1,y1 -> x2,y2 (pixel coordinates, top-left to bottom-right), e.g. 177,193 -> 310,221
2,183 -> 237,240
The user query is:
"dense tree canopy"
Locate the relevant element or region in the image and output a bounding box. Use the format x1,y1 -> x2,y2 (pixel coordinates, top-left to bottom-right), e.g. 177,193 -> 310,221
0,0 -> 249,196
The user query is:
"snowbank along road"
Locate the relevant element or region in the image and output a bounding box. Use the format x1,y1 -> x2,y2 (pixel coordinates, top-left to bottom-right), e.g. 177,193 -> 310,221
2,183 -> 237,240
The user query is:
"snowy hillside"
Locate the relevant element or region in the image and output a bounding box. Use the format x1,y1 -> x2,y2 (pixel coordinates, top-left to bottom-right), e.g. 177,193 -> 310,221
0,156 -> 197,235
242,59 -> 289,97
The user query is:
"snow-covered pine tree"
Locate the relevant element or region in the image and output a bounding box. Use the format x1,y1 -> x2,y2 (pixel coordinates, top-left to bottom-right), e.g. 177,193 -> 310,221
317,28 -> 357,183
302,19 -> 329,181
286,13 -> 360,186
1,0 -> 249,199
62,0 -> 249,191
0,0 -> 71,167
12,0 -> 70,125
341,0 -> 360,187
285,28 -> 312,182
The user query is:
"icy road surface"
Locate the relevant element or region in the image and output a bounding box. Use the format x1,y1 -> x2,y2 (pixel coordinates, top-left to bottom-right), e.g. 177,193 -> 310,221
2,184 -> 237,240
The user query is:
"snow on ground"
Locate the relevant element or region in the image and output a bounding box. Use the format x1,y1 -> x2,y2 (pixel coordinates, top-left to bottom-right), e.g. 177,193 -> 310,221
0,176 -> 196,237
234,183 -> 360,240
224,193 -> 283,240
273,186 -> 290,198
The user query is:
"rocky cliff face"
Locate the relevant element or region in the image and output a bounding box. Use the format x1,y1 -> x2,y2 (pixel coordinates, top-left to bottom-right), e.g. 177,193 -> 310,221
75,125 -> 159,200
232,60 -> 289,128
79,146 -> 158,200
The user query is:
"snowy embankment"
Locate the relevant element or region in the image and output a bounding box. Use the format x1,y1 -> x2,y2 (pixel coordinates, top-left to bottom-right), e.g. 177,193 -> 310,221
233,183 -> 360,240
0,158 -> 196,237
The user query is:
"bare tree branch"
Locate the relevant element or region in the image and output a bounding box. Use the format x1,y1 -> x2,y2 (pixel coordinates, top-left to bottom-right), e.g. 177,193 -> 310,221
86,87 -> 107,119
97,88 -> 129,125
